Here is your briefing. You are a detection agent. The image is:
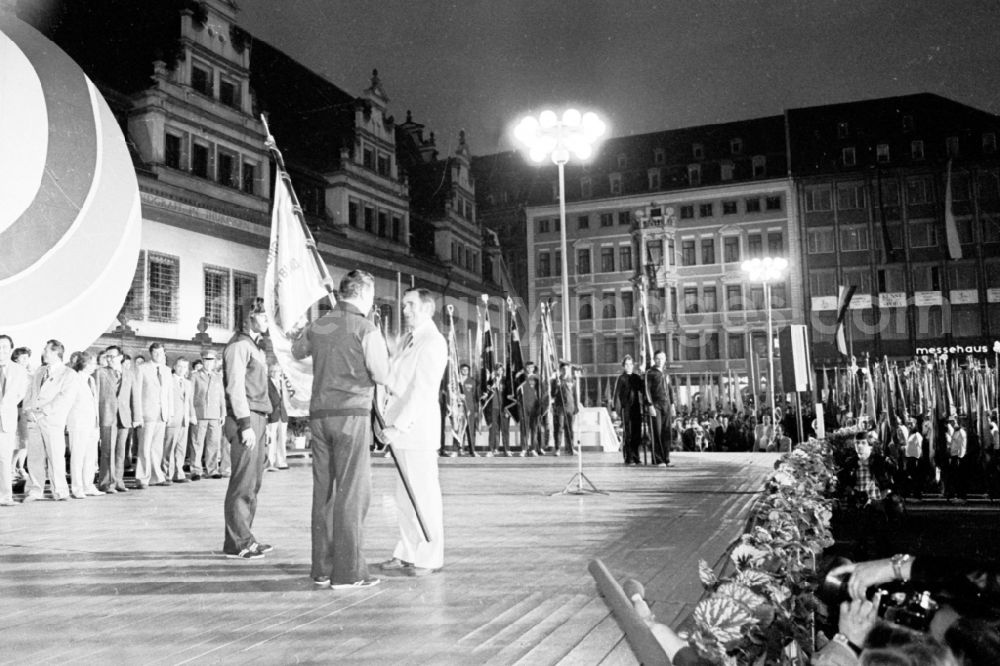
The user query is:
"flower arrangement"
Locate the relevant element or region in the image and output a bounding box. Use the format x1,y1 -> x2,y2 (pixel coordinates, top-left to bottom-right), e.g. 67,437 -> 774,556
683,439 -> 837,665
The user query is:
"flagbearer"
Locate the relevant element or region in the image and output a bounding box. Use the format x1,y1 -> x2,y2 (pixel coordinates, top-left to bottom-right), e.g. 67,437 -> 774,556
379,288 -> 448,577
486,364 -> 510,456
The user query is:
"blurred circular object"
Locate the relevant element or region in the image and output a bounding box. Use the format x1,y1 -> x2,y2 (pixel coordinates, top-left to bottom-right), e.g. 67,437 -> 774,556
0,14 -> 141,355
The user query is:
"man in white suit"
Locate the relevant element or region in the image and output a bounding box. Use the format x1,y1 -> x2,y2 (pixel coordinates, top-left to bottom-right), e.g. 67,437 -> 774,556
0,335 -> 29,506
134,343 -> 173,488
21,340 -> 77,501
379,288 -> 448,577
163,357 -> 193,483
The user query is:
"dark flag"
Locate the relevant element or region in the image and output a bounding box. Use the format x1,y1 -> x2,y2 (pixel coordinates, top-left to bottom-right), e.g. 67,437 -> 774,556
504,302 -> 525,423
874,166 -> 898,263
835,285 -> 857,356
479,302 -> 496,423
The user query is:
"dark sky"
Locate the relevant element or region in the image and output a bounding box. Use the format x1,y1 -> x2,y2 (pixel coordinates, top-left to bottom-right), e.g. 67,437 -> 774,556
238,0 -> 1000,158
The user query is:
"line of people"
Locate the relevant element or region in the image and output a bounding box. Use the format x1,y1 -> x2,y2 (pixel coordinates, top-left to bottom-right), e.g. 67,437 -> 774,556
0,334 -> 291,507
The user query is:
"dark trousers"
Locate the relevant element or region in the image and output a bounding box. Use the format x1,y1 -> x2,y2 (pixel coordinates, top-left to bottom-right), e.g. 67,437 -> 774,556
650,407 -> 670,465
553,410 -> 575,454
903,456 -> 922,498
946,455 -> 966,499
489,414 -> 510,453
222,413 -> 267,554
97,425 -> 117,491
521,411 -> 541,453
621,411 -> 642,464
310,415 -> 372,584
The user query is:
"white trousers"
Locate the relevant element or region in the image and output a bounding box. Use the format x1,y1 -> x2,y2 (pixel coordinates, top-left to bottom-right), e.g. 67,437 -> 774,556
137,420 -> 167,485
24,420 -> 69,499
67,424 -> 99,495
266,421 -> 288,467
0,431 -> 15,502
392,449 -> 444,569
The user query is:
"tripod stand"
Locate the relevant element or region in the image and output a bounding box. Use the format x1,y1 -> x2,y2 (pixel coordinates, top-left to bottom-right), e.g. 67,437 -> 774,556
550,401 -> 607,496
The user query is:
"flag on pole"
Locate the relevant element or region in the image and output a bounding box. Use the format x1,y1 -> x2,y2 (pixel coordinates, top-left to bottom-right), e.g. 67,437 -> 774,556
263,163 -> 333,417
945,159 -> 963,260
503,301 -> 525,423
479,300 -> 495,421
835,285 -> 857,356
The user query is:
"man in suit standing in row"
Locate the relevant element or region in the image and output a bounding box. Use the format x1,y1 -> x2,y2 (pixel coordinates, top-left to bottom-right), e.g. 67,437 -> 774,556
0,334 -> 29,506
95,345 -> 136,493
190,350 -> 225,480
163,357 -> 194,483
645,350 -> 674,467
22,340 -> 77,501
552,362 -> 577,456
135,343 -> 173,488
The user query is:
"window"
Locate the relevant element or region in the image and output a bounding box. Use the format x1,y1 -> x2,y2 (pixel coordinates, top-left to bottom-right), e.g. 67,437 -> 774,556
879,179 -> 901,205
807,228 -> 835,254
601,293 -> 616,319
837,121 -> 849,139
722,200 -> 737,215
951,173 -> 971,201
600,213 -> 613,227
647,240 -> 663,269
378,211 -> 388,237
906,177 -> 934,204
765,195 -> 782,211
688,164 -> 701,186
622,292 -> 634,318
726,285 -> 742,311
217,149 -> 238,188
752,155 -> 766,178
840,224 -> 869,252
581,178 -> 592,198
681,240 -> 696,266
842,147 -> 856,166
745,197 -> 761,213
747,286 -> 764,310
705,333 -> 719,360
600,247 -> 615,272
683,287 -> 699,314
617,154 -> 627,169
191,142 -> 210,178
622,336 -> 636,360
902,115 -> 914,132
767,231 -> 784,254
577,249 -> 591,275
692,143 -> 704,159
579,295 -> 593,320
946,136 -> 960,157
699,203 -> 713,218
728,333 -> 745,359
537,218 -> 550,234
721,161 -> 734,181
949,263 -> 977,291
364,206 -> 374,233
147,252 -> 179,323
911,140 -> 925,160
203,266 -> 229,328
912,264 -> 941,291
909,220 -> 938,248
684,334 -> 701,361
701,238 -> 715,264
602,337 -> 618,363
984,216 -> 1000,244
554,251 -> 561,276
980,171 -> 1000,200
837,182 -> 864,209
219,78 -> 238,108
392,216 -> 402,242
609,173 -> 622,195
538,252 -> 552,277
165,133 -> 182,169
579,338 -> 594,364
731,138 -> 743,155
363,148 -> 374,170
191,63 -> 212,96
654,148 -> 665,164
348,201 -> 359,227
618,211 -> 631,226
619,246 -> 632,271
647,169 -> 660,191
233,271 -> 257,328
241,161 -> 257,194
771,282 -> 788,308
809,270 -> 837,297
723,236 -> 740,262
984,133 -> 997,154
843,267 -> 872,294
680,205 -> 694,219
877,143 -> 890,163
703,286 -> 717,312
804,185 -> 832,211
667,239 -> 675,266
377,154 -> 391,177
578,215 -> 589,230
748,233 -> 763,258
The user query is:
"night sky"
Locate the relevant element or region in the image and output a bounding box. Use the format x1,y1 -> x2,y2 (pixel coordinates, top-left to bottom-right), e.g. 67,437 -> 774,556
238,1 -> 999,158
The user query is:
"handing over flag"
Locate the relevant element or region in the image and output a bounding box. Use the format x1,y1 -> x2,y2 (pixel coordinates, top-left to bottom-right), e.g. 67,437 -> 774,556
835,285 -> 857,357
262,122 -> 335,416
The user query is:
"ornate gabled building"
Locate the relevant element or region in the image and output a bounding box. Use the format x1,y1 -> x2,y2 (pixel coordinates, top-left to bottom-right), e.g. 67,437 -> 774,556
17,0 -> 506,359
788,93 -> 1000,364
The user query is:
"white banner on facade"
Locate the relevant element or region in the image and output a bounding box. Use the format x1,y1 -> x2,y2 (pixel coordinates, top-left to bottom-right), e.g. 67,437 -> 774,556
988,288 -> 1000,304
811,296 -> 838,311
264,167 -> 333,417
950,289 -> 979,305
914,291 -> 943,306
848,293 -> 872,309
878,292 -> 907,308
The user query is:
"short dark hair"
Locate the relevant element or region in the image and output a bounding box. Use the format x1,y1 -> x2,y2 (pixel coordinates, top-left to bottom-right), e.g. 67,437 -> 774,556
12,347 -> 31,363
0,334 -> 13,348
104,345 -> 122,356
653,349 -> 665,357
339,270 -> 374,300
46,339 -> 65,360
135,354 -> 146,362
149,342 -> 164,355
460,363 -> 470,372
70,350 -> 93,373
236,297 -> 266,328
122,353 -> 131,361
404,287 -> 435,307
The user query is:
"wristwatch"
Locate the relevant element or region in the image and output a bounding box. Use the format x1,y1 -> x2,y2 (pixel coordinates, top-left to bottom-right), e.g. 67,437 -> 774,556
890,553 -> 913,581
833,632 -> 862,656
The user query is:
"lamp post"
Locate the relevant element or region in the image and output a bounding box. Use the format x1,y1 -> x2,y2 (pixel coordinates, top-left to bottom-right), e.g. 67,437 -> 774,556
741,256 -> 788,433
513,109 -> 606,362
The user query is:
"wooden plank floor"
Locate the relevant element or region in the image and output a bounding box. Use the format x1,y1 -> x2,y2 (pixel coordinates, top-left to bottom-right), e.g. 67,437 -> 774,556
0,451 -> 777,665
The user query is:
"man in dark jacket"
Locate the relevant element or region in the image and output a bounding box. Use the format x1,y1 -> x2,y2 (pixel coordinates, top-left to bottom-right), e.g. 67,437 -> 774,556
520,362 -> 542,456
613,355 -> 644,465
551,362 -> 577,456
645,350 -> 673,466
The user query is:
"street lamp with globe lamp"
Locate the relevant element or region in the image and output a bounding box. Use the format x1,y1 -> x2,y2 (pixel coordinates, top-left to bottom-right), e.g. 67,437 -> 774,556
741,256 -> 788,439
513,109 -> 606,362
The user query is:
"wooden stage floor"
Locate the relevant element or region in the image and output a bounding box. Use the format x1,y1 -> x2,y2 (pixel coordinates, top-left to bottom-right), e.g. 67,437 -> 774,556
0,451 -> 777,665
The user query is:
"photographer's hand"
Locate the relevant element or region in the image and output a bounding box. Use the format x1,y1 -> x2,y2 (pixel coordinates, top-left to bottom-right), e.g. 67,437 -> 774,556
838,598 -> 877,647
829,559 -> 896,601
